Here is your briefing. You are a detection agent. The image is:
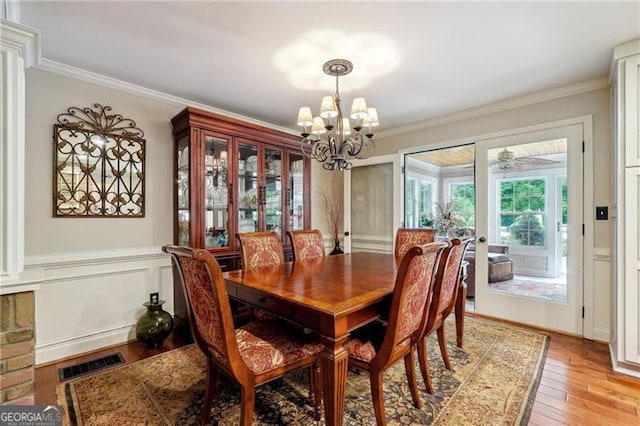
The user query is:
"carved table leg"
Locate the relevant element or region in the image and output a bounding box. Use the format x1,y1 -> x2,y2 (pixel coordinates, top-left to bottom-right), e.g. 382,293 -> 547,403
320,335 -> 349,426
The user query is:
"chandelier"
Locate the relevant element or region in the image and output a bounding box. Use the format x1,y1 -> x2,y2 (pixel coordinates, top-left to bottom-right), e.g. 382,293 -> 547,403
296,59 -> 379,171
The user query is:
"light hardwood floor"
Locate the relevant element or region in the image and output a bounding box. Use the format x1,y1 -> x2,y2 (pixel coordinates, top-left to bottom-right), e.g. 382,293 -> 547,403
35,316 -> 640,425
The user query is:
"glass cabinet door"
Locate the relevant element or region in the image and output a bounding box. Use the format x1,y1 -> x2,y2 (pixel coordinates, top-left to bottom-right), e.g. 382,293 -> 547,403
264,147 -> 283,237
177,135 -> 190,246
288,152 -> 305,232
237,141 -> 259,235
204,134 -> 231,249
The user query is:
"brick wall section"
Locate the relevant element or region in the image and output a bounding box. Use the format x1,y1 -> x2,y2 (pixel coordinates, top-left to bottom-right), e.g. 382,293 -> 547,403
0,291 -> 35,405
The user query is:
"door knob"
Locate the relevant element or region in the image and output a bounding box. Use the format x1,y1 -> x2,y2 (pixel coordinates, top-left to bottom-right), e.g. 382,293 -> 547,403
478,236 -> 486,243
344,231 -> 350,236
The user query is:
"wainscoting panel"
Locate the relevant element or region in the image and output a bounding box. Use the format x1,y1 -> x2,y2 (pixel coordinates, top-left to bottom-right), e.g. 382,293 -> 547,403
32,248 -> 171,365
593,257 -> 611,342
158,264 -> 175,316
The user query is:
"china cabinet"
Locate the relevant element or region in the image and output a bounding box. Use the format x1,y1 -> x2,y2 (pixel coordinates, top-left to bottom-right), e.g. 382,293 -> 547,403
171,107 -> 310,333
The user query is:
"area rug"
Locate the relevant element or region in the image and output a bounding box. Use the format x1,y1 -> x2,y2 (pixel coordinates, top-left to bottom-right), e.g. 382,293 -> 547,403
489,278 -> 567,303
59,316 -> 548,425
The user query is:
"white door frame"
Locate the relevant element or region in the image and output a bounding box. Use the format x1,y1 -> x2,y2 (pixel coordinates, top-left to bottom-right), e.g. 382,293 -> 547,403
398,115 -> 595,338
343,154 -> 402,253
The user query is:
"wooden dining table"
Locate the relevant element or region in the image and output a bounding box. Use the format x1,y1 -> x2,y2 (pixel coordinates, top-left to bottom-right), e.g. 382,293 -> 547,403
223,251 -> 466,426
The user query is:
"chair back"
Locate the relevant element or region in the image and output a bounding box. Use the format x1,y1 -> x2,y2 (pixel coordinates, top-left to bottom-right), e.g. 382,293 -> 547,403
376,242 -> 446,364
394,228 -> 436,262
162,245 -> 246,377
425,238 -> 473,331
237,231 -> 285,269
288,229 -> 325,261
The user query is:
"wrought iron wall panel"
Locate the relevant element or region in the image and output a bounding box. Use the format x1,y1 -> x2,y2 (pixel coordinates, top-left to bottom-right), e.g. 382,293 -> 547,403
54,104 -> 145,217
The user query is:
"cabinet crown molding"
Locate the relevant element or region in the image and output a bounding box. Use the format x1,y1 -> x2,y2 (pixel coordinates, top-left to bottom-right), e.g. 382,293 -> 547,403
610,39 -> 640,82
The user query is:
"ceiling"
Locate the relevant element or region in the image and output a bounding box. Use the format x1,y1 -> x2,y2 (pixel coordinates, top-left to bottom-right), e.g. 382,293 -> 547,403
411,139 -> 567,167
19,2 -> 639,134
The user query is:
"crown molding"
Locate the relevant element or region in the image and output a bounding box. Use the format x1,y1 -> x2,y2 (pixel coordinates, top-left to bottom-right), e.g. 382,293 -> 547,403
377,78 -> 609,139
36,58 -> 298,136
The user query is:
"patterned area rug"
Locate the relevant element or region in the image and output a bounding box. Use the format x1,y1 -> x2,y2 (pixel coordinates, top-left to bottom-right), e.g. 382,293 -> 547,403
59,316 -> 548,425
488,278 -> 567,303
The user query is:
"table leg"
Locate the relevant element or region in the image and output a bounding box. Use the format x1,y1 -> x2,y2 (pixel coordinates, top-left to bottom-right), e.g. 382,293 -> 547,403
319,336 -> 349,426
455,281 -> 467,348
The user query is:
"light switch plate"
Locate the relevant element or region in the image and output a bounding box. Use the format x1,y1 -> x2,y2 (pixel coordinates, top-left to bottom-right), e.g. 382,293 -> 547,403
596,206 -> 608,220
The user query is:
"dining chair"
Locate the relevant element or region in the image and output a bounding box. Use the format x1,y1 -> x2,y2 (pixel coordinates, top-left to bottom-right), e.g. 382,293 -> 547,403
236,231 -> 285,320
394,228 -> 436,263
163,245 -> 324,426
236,231 -> 285,269
288,229 -> 326,261
345,242 -> 447,426
416,237 -> 473,393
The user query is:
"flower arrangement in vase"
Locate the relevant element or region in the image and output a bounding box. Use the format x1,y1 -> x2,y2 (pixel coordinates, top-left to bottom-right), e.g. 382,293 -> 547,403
433,200 -> 462,237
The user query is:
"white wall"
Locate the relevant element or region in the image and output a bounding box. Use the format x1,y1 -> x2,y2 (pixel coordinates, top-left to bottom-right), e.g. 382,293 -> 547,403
25,68 -> 183,363
25,69 -> 179,255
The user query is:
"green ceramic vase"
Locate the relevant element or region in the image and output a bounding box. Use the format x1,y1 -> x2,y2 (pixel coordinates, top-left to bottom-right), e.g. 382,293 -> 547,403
136,301 -> 173,348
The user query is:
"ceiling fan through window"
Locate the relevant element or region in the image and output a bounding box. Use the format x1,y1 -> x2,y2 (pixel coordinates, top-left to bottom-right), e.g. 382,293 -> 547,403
493,147 -> 561,173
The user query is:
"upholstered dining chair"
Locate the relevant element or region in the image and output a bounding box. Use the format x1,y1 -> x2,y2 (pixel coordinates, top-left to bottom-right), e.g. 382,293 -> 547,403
236,232 -> 285,321
394,228 -> 437,263
416,237 -> 473,393
163,245 -> 324,426
345,242 -> 447,426
288,229 -> 326,261
236,231 -> 285,269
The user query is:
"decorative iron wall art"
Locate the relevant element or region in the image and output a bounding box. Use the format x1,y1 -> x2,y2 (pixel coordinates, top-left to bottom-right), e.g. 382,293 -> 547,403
54,103 -> 146,217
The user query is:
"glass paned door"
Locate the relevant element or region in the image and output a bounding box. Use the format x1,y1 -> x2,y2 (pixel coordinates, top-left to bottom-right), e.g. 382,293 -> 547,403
237,141 -> 259,235
288,153 -> 305,231
204,135 -> 230,249
264,147 -> 283,236
474,124 -> 583,335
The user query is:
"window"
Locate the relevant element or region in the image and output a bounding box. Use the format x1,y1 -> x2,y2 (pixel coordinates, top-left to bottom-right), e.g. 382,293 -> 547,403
450,182 -> 475,227
405,178 -> 416,227
404,177 -> 433,228
499,179 -> 546,247
419,181 -> 431,226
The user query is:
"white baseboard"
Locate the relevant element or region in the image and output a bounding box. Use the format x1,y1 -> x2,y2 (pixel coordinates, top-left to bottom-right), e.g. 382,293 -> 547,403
591,328 -> 611,343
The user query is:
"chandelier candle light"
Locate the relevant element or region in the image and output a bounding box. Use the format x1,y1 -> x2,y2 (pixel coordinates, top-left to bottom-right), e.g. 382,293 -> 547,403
296,59 -> 379,171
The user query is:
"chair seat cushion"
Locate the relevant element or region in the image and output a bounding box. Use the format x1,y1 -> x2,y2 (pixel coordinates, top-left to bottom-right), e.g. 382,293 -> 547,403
345,321 -> 386,363
233,320 -> 324,375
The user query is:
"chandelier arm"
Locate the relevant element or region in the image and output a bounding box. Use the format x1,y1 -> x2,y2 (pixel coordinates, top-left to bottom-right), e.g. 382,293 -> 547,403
354,137 -> 376,159
344,133 -> 364,157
